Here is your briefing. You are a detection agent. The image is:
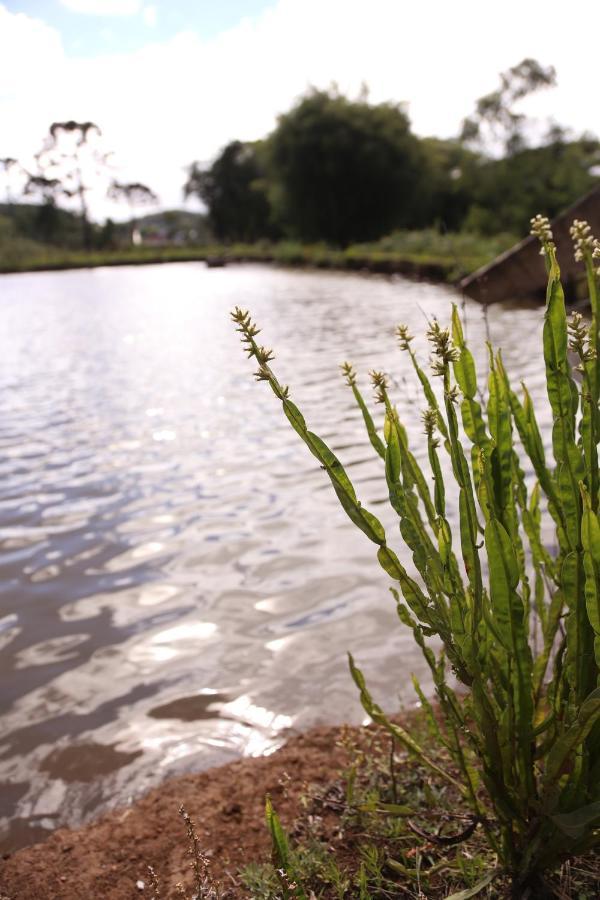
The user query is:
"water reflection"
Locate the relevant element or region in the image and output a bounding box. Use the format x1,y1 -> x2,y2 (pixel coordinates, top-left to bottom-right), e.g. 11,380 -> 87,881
0,263 -> 548,851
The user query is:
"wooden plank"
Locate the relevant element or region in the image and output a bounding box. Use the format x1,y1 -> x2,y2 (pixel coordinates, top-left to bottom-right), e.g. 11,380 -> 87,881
460,185 -> 600,304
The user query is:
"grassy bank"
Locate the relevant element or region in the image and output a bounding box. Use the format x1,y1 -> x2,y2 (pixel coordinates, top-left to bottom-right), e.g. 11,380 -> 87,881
0,230 -> 516,281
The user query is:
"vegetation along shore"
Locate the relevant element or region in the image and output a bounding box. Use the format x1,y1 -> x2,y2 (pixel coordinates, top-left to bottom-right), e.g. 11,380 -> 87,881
0,230 -> 514,283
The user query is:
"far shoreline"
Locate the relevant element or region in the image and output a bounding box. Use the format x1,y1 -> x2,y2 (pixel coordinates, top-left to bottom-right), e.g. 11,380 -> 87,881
0,244 -> 471,284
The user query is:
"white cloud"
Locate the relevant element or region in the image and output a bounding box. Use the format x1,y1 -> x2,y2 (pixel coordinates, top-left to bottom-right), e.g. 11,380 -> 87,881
0,5 -> 63,85
1,0 -> 600,220
0,5 -> 65,157
60,0 -> 143,15
142,5 -> 157,27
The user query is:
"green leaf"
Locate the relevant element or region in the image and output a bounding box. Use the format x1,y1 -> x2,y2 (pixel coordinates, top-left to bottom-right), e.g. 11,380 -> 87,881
303,429 -> 387,545
545,687 -> 600,786
485,517 -> 519,650
265,796 -> 289,868
278,396 -> 391,546
350,381 -> 386,459
542,251 -> 583,551
551,800 -> 600,840
412,673 -> 448,748
385,414 -> 401,483
487,351 -> 513,526
428,433 -> 446,517
348,653 -> 463,791
503,374 -> 569,546
533,587 -> 564,699
405,345 -> 449,440
544,255 -> 568,396
453,344 -> 478,401
562,548 -> 595,703
445,869 -> 498,900
281,398 -> 307,435
265,797 -> 307,900
445,390 -> 483,620
372,802 -> 413,816
484,515 -> 534,796
377,546 -> 436,624
581,488 -> 600,663
452,305 -> 491,459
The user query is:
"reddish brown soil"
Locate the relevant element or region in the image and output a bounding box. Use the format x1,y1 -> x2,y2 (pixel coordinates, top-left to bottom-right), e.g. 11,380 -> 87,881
0,725 -> 354,900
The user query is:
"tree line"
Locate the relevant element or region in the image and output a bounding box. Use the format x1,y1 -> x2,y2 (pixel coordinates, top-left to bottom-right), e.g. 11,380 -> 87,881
184,59 -> 600,246
2,59 -> 598,253
1,121 -> 158,250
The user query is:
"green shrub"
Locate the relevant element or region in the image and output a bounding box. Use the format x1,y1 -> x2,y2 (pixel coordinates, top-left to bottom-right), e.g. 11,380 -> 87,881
232,215 -> 600,895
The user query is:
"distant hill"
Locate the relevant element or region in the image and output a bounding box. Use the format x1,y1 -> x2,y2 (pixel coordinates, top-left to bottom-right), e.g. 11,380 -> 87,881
0,204 -> 212,249
132,209 -> 212,244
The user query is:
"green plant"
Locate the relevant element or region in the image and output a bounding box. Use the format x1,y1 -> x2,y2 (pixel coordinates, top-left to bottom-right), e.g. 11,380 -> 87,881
243,717 -> 506,898
233,214 -> 600,896
239,861 -> 281,899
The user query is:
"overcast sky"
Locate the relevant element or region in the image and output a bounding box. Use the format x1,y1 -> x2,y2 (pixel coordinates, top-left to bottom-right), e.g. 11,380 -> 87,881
2,0 -> 600,221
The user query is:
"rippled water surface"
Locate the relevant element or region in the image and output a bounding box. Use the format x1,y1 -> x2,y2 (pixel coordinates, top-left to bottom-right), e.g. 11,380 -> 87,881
0,263 -> 548,850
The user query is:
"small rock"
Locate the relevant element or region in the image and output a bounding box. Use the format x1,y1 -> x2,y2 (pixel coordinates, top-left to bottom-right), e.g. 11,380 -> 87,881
136,880 -> 145,891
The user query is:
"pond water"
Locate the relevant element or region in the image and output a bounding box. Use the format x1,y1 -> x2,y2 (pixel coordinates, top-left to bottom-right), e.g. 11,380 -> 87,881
0,262 -> 549,851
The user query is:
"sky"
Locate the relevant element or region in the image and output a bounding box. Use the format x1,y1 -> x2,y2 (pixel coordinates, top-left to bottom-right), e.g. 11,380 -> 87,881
2,0 -> 600,221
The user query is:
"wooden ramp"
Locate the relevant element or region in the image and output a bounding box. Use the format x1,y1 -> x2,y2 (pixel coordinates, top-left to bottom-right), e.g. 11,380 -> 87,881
460,185 -> 600,304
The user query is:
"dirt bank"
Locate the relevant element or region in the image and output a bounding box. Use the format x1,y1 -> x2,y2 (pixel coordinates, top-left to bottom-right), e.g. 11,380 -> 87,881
0,724 -> 354,900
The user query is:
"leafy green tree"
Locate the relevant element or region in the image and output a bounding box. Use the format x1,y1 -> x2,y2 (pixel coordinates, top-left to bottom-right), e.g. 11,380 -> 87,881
418,138 -> 482,232
460,57 -> 557,155
462,135 -> 600,235
22,172 -> 69,245
184,141 -> 274,242
267,89 -> 426,245
98,217 -> 117,250
455,59 -> 599,235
